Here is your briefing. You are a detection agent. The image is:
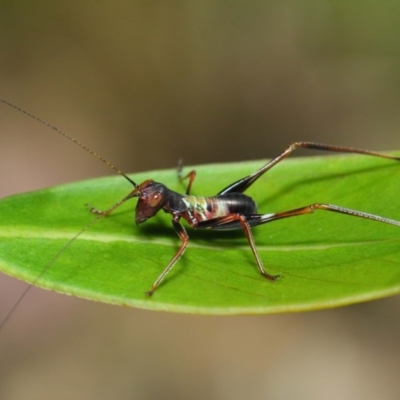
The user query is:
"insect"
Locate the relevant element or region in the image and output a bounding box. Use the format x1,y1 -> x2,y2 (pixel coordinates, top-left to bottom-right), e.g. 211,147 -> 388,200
2,99 -> 400,299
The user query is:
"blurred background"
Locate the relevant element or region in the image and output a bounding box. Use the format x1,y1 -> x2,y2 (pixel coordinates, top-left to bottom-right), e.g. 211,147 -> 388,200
1,1 -> 400,399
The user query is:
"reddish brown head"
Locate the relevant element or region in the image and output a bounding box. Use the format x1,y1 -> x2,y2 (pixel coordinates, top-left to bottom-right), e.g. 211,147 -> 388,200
127,180 -> 169,224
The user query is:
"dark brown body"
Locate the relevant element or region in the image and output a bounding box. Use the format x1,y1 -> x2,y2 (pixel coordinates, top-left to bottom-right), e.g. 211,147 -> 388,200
107,143 -> 400,295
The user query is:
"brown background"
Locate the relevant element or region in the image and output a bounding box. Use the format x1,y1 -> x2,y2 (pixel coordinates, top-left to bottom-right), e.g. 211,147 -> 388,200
1,2 -> 400,399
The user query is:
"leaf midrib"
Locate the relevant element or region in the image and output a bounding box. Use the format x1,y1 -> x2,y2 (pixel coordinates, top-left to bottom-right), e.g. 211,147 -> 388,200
1,225 -> 399,252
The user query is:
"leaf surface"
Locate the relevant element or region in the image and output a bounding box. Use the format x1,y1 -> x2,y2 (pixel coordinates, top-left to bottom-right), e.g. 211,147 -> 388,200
1,153 -> 400,314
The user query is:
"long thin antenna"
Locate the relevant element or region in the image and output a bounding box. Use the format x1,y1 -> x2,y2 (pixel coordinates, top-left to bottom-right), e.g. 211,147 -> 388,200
0,216 -> 104,331
1,99 -> 137,187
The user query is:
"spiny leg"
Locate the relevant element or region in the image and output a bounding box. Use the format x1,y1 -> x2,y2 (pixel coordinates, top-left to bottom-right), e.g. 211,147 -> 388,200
197,202 -> 400,280
255,203 -> 400,228
221,204 -> 400,283
146,219 -> 189,296
207,214 -> 280,281
177,159 -> 197,195
219,142 -> 400,195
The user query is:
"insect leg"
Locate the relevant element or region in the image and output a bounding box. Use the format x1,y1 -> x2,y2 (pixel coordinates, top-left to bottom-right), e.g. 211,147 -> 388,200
146,219 -> 189,296
254,203 -> 400,228
177,159 -> 196,195
202,214 -> 280,281
87,187 -> 140,216
219,142 -> 400,195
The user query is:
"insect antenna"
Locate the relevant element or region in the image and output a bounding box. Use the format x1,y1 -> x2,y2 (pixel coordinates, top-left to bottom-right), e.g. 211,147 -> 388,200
0,99 -> 136,331
1,99 -> 138,188
0,215 -> 104,332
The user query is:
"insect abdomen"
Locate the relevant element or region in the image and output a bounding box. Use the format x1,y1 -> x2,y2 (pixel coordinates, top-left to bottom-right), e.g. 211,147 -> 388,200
182,193 -> 257,223
216,193 -> 258,215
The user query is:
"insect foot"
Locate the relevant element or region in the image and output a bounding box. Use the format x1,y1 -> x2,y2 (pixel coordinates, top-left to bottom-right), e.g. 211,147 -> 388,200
261,272 -> 281,281
85,203 -> 106,215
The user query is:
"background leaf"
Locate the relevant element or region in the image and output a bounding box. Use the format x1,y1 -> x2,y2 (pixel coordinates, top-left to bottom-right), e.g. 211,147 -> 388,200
0,153 -> 400,314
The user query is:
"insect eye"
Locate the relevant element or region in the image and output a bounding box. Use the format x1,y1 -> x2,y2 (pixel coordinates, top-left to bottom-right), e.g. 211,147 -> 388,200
148,192 -> 163,207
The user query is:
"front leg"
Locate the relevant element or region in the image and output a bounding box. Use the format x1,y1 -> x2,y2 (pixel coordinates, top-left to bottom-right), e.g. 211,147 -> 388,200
146,218 -> 189,296
86,187 -> 140,216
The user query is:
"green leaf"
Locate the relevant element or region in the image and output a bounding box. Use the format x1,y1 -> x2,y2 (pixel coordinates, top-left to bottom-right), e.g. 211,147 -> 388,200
1,153 -> 400,314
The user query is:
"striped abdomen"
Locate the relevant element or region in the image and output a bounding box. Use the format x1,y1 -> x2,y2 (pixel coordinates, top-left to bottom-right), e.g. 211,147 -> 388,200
181,193 -> 258,224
